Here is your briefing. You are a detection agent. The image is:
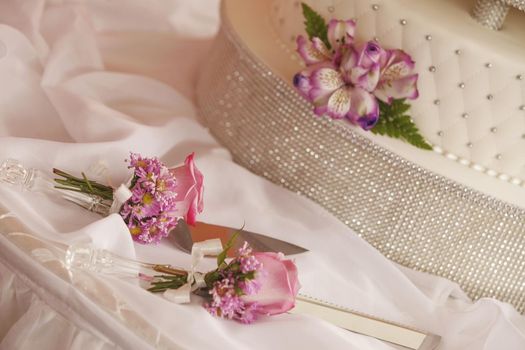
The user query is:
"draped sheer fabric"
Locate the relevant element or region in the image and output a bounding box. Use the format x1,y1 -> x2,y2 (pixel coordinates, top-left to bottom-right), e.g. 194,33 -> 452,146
0,1 -> 524,349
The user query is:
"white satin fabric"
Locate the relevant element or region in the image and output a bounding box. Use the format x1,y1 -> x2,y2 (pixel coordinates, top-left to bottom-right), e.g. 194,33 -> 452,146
0,1 -> 524,349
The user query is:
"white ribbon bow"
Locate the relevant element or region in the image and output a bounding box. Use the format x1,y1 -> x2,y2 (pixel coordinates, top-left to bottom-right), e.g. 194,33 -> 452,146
163,238 -> 223,304
109,184 -> 133,214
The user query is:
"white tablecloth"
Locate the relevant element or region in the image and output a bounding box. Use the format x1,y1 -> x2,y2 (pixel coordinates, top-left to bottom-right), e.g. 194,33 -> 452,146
0,1 -> 524,349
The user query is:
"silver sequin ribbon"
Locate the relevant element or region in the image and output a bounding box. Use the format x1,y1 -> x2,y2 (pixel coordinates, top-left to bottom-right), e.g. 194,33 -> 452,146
197,5 -> 525,313
472,0 -> 525,30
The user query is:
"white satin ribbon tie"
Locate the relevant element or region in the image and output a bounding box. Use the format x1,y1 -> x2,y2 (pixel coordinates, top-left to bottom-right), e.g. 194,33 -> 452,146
109,184 -> 133,214
163,238 -> 223,304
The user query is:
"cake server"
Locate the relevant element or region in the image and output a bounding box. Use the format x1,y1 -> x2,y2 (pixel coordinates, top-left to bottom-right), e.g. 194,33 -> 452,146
170,219 -> 308,256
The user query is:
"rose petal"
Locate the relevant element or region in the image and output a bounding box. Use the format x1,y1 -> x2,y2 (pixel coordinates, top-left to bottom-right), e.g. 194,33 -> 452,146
242,252 -> 299,315
169,153 -> 204,225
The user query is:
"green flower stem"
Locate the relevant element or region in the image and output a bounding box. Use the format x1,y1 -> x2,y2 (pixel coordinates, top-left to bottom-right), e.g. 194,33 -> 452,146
147,275 -> 188,293
52,168 -> 114,200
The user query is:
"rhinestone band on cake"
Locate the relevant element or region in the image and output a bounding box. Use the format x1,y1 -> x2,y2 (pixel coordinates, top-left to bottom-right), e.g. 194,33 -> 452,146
472,0 -> 525,30
197,2 -> 525,312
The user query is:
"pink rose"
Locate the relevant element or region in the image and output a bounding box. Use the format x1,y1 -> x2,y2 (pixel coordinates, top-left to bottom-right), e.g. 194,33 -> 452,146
169,153 -> 204,225
244,252 -> 300,315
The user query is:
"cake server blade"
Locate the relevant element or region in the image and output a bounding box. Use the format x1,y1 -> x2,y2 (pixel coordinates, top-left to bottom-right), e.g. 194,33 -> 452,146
170,220 -> 308,257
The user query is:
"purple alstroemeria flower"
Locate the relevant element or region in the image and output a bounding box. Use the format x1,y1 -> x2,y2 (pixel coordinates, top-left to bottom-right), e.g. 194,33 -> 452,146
296,19 -> 356,66
293,17 -> 420,132
294,41 -> 383,129
341,41 -> 382,92
327,19 -> 356,48
375,49 -> 419,103
296,35 -> 332,66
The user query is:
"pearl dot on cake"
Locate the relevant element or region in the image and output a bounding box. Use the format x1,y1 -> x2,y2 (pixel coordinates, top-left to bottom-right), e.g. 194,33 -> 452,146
327,6 -> 335,12
434,99 -> 440,105
458,82 -> 465,89
462,113 -> 469,119
485,62 -> 493,68
372,4 -> 380,10
487,94 -> 494,100
517,74 -> 523,80
467,142 -> 473,148
429,66 -> 436,72
490,127 -> 498,133
425,35 -> 432,41
455,49 -> 462,55
520,105 -> 525,111
437,131 -> 444,136
400,19 -> 407,25
495,154 -> 502,160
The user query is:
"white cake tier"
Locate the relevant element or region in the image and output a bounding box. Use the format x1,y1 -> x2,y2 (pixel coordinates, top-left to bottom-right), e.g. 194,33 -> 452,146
271,0 -> 525,185
222,0 -> 525,208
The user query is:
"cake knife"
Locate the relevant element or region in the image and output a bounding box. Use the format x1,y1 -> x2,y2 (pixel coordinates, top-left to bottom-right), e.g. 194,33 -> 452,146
170,219 -> 308,256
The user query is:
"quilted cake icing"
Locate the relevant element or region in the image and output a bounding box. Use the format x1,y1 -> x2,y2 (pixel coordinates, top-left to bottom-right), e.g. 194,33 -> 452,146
271,0 -> 525,186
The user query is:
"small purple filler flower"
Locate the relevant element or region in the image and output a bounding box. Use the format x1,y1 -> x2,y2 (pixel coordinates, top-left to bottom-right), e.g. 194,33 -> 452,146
120,153 -> 179,244
204,242 -> 263,323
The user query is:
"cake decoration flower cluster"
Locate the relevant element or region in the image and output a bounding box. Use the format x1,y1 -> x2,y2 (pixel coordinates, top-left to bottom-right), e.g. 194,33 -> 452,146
53,152 -> 203,244
147,233 -> 300,324
294,3 -> 431,150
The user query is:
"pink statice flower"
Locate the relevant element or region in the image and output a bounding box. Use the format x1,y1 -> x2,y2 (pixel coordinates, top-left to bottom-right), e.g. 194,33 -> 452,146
204,242 -> 264,323
119,153 -> 204,244
294,19 -> 418,130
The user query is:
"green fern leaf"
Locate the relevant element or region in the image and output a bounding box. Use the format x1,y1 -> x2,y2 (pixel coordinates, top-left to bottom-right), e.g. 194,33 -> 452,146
372,99 -> 433,150
301,3 -> 330,49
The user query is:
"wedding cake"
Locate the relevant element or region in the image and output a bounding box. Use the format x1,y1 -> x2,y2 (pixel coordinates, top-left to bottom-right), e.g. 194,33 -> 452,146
197,0 -> 525,312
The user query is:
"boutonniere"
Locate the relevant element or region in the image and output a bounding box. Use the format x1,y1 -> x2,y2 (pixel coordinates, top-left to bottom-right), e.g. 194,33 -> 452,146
0,152 -> 204,244
144,233 -> 300,323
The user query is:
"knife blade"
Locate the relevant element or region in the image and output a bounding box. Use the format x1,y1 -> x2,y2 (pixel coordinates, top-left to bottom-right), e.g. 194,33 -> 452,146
170,220 -> 308,257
